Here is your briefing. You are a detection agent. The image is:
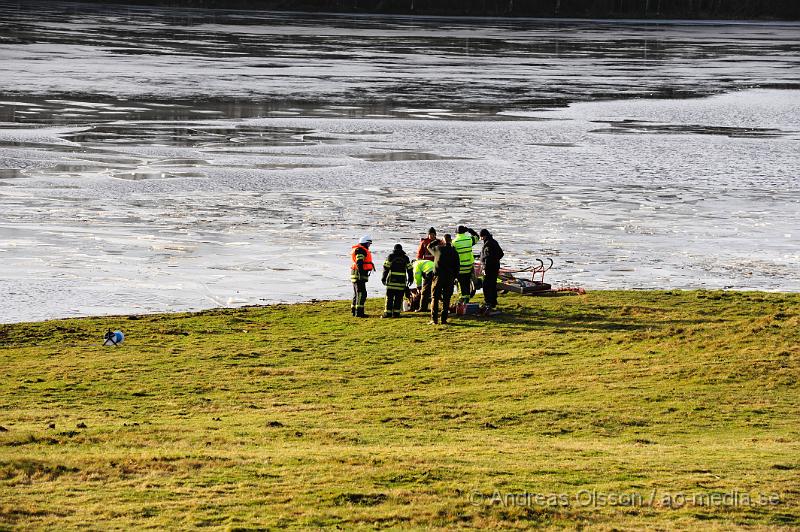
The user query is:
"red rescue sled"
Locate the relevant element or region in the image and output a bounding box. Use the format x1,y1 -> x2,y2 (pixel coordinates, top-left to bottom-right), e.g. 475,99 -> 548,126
497,259 -> 586,296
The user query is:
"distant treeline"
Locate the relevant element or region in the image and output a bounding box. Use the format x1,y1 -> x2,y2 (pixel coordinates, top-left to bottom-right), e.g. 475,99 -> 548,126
70,0 -> 800,19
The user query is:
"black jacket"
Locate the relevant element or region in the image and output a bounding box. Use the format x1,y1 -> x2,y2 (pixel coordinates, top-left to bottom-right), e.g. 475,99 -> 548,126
480,236 -> 504,271
428,242 -> 460,280
382,250 -> 413,286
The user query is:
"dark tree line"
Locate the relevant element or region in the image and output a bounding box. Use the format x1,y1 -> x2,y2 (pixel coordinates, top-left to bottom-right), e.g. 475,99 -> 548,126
67,0 -> 800,19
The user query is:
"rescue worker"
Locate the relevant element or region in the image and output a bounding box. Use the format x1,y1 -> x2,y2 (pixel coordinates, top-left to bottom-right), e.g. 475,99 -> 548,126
453,225 -> 480,303
350,235 -> 374,318
479,228 -> 504,312
428,234 -> 460,325
412,258 -> 435,312
381,244 -> 413,318
406,287 -> 422,311
416,227 -> 440,261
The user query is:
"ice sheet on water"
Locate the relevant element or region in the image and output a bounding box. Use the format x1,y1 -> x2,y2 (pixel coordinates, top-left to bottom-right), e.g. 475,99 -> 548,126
1,1 -> 799,321
0,89 -> 798,322
0,126 -> 85,146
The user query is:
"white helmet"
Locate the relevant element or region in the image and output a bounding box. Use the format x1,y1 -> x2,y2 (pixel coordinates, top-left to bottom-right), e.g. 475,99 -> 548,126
359,235 -> 373,244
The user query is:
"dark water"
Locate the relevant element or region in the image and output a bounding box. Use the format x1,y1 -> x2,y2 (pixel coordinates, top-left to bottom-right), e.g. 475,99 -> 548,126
1,0 -> 799,110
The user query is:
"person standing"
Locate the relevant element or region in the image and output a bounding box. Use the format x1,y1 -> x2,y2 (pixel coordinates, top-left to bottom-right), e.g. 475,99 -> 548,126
452,225 -> 479,303
479,229 -> 504,312
416,227 -> 440,261
350,235 -> 374,318
428,234 -> 460,325
381,244 -> 413,318
413,259 -> 435,312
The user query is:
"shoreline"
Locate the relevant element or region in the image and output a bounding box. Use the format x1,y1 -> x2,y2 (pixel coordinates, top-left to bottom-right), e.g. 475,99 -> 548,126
3,288 -> 800,326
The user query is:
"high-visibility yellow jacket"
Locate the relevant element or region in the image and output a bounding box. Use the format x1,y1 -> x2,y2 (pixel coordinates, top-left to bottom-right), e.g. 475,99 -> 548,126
413,260 -> 434,287
453,232 -> 479,274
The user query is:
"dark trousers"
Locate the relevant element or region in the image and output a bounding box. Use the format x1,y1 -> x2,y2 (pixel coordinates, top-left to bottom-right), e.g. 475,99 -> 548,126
419,274 -> 433,311
483,267 -> 499,308
457,272 -> 472,303
432,276 -> 455,323
352,280 -> 367,315
384,289 -> 404,317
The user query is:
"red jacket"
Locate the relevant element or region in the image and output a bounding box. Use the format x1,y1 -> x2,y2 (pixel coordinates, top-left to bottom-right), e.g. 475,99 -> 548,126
417,237 -> 441,261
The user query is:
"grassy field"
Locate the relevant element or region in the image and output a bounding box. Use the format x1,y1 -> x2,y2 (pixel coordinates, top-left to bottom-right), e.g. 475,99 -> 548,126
1,290 -> 798,530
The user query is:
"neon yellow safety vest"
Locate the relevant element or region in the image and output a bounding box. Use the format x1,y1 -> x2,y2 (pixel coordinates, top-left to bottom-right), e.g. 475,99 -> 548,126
413,260 -> 434,287
453,233 -> 478,274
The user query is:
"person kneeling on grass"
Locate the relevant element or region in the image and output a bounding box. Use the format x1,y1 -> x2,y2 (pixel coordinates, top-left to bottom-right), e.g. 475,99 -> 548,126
405,287 -> 421,311
381,244 -> 413,318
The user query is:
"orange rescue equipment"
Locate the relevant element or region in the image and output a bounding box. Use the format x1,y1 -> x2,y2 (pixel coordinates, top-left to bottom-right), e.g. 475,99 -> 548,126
351,244 -> 375,281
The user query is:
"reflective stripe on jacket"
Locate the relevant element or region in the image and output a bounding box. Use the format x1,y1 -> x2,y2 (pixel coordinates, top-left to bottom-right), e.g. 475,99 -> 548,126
383,252 -> 412,290
351,244 -> 374,281
453,233 -> 478,274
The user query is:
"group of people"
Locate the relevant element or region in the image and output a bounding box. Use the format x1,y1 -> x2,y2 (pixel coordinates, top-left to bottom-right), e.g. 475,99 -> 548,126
350,226 -> 503,324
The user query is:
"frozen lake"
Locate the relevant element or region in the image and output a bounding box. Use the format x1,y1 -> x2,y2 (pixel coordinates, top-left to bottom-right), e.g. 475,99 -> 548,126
0,1 -> 798,322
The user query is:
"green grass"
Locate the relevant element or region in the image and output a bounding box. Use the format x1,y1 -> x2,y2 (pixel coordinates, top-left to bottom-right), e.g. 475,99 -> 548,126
1,290 -> 798,530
